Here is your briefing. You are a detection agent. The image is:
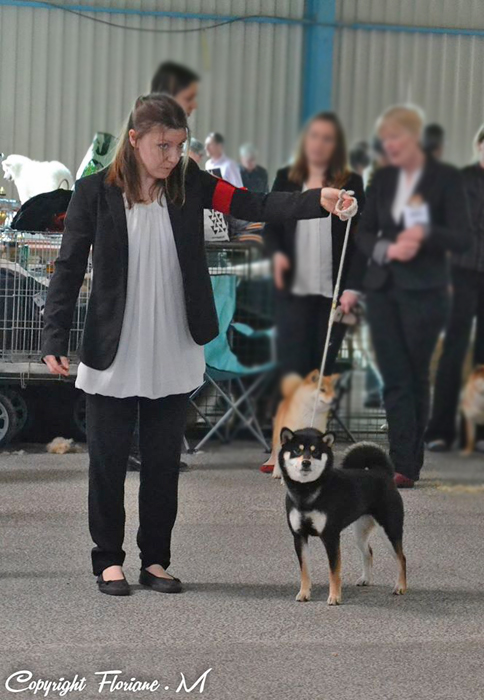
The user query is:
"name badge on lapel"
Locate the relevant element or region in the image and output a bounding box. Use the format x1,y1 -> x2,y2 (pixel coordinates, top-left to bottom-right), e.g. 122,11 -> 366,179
403,194 -> 430,229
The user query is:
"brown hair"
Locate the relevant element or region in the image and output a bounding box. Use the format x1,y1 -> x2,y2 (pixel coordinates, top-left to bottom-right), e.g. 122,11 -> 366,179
107,93 -> 190,208
288,112 -> 350,189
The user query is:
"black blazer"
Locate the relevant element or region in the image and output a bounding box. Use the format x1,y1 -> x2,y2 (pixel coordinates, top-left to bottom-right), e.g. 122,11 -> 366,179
41,159 -> 329,370
357,157 -> 472,291
263,167 -> 366,293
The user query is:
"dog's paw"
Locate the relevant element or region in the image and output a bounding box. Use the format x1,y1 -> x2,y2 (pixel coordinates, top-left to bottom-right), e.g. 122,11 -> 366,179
296,589 -> 311,602
355,576 -> 371,587
393,584 -> 407,595
272,468 -> 282,479
327,593 -> 342,606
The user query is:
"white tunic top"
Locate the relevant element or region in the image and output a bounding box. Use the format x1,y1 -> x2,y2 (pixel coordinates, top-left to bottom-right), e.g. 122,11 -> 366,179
291,185 -> 333,298
75,195 -> 206,399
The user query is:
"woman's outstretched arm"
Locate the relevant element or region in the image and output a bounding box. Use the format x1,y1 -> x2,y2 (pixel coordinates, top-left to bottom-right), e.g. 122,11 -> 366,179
198,167 -> 349,222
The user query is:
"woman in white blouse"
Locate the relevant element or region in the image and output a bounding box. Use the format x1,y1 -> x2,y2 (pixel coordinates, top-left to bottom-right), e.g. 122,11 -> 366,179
41,94 -> 356,596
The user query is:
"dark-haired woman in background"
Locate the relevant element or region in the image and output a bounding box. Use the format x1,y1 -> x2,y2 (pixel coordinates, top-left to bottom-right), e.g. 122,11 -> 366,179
151,61 -> 200,116
264,112 -> 365,379
41,94 -> 356,596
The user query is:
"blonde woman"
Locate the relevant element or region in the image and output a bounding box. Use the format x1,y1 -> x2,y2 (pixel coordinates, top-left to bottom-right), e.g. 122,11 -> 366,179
356,105 -> 471,488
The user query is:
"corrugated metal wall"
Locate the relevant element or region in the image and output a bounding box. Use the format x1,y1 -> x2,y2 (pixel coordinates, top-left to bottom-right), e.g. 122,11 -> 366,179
334,0 -> 484,165
0,1 -> 304,197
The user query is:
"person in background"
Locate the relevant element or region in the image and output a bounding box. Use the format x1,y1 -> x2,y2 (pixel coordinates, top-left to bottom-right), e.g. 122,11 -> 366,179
188,138 -> 205,164
151,61 -> 199,116
349,140 -> 371,177
239,143 -> 269,193
128,62 -> 201,473
205,133 -> 244,187
422,123 -> 445,161
262,112 -> 365,469
356,105 -> 471,488
426,124 -> 484,452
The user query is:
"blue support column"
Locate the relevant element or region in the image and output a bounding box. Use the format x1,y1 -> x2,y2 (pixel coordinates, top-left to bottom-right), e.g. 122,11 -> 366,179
302,0 -> 336,122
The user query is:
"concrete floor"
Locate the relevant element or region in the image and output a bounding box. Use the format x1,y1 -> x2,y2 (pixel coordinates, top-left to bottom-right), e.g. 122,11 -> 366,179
1,441 -> 483,700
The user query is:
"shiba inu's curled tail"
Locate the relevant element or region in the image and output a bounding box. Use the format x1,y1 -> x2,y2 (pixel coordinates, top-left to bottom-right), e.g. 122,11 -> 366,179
280,373 -> 303,398
341,442 -> 394,476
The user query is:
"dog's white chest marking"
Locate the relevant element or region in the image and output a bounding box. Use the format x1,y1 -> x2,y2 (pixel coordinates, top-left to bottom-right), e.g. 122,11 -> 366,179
289,509 -> 327,535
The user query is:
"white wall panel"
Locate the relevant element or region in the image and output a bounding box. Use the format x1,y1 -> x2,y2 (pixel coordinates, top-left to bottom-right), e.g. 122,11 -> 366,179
334,1 -> 484,165
0,1 -> 304,197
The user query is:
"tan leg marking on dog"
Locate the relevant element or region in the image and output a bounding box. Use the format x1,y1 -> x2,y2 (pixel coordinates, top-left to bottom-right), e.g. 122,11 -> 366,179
327,547 -> 342,606
296,542 -> 311,602
393,542 -> 407,595
354,515 -> 375,586
461,417 -> 476,456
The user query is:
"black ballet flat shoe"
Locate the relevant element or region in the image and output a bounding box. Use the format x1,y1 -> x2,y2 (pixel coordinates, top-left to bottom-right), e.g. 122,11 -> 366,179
139,568 -> 183,594
96,573 -> 131,596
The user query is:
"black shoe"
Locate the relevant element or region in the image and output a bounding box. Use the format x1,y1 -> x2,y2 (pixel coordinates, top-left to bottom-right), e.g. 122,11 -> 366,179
97,572 -> 131,596
179,460 -> 191,472
139,568 -> 183,594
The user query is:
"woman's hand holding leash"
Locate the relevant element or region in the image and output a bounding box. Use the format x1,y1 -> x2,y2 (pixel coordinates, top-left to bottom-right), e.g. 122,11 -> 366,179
44,355 -> 70,377
321,188 -> 358,219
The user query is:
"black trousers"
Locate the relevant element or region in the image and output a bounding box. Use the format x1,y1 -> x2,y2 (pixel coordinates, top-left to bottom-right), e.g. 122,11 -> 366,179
426,266 -> 484,446
86,391 -> 190,576
366,286 -> 449,480
275,292 -> 347,378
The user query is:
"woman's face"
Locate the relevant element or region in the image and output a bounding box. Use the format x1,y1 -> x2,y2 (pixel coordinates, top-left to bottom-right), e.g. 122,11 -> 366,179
129,126 -> 187,180
175,81 -> 199,116
303,119 -> 337,168
380,123 -> 421,167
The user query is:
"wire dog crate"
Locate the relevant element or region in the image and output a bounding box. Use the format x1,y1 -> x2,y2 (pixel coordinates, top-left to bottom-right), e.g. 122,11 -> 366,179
0,230 -> 91,382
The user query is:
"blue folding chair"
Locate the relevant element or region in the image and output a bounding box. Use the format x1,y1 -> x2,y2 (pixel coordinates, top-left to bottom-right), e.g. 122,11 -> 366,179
186,274 -> 276,452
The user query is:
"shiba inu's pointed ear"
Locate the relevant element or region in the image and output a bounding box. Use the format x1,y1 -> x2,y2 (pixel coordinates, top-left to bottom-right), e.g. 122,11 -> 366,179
280,427 -> 295,445
322,432 -> 335,447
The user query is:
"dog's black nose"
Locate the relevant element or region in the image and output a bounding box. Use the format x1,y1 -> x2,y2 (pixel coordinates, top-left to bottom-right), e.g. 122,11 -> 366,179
301,459 -> 311,470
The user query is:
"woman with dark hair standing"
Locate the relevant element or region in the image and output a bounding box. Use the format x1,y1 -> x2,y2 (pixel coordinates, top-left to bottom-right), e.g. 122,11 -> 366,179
151,61 -> 200,116
264,112 -> 365,381
356,106 -> 471,488
41,94 -> 356,596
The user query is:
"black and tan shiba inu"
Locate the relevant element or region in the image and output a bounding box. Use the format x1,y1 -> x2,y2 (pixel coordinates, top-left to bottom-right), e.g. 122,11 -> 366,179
278,428 -> 407,605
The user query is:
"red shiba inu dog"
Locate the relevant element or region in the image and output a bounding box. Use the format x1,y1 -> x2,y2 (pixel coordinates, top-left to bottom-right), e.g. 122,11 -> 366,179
461,365 -> 484,455
261,370 -> 340,478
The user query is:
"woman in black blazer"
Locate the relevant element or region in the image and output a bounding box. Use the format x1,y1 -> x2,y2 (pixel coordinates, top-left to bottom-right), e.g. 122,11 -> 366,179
264,112 -> 365,385
356,105 -> 472,488
41,94 -> 355,596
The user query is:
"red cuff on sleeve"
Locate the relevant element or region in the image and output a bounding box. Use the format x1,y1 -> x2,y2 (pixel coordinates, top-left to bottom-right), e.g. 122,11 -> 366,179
212,180 -> 236,215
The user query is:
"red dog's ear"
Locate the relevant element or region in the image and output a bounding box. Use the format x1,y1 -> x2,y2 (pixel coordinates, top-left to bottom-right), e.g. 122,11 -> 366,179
322,432 -> 336,448
280,427 -> 294,445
